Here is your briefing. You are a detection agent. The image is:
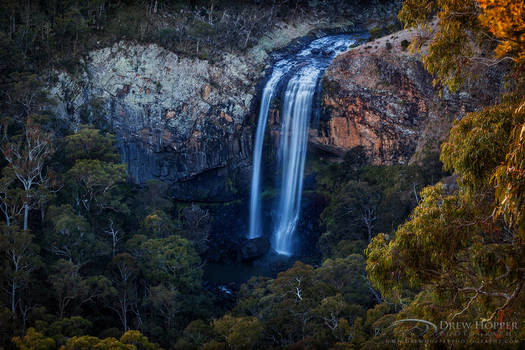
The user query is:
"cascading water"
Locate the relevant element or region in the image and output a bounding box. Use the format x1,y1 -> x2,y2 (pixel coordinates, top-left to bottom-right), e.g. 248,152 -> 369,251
273,67 -> 319,254
249,35 -> 356,254
248,62 -> 291,239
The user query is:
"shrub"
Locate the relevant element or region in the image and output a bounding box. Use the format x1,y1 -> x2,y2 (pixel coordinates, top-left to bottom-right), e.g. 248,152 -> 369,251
369,27 -> 382,39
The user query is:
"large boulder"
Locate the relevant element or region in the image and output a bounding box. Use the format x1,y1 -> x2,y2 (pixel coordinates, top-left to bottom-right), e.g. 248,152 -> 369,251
240,237 -> 271,261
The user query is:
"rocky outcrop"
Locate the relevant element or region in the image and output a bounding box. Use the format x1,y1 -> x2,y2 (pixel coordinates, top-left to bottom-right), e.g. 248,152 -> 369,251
51,42 -> 259,201
240,237 -> 271,261
315,50 -> 433,164
314,27 -> 507,164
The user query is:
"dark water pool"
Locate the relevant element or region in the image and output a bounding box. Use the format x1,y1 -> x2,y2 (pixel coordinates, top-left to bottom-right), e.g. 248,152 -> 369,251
204,253 -> 296,285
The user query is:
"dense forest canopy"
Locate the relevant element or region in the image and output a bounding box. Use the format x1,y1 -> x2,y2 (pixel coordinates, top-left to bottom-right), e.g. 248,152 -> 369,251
0,0 -> 523,349
367,0 -> 525,347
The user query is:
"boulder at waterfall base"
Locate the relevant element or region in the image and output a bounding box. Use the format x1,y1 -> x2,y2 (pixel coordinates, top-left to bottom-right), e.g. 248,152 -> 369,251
240,237 -> 271,261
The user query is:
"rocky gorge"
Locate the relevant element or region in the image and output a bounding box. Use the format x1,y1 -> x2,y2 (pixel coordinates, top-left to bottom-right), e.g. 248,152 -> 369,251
48,1 -> 404,204
1,1 -> 522,347
47,18 -> 507,265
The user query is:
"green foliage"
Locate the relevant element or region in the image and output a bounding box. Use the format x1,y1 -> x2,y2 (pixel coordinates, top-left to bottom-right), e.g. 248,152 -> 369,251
361,2 -> 525,347
47,205 -> 99,266
143,209 -> 176,238
321,180 -> 380,244
60,335 -> 132,349
317,255 -> 374,307
211,315 -> 263,350
398,0 -> 486,92
131,234 -> 207,344
0,118 -> 55,230
441,100 -> 524,191
27,328 -> 161,350
317,146 -> 444,257
201,254 -> 379,349
493,117 -> 525,239
367,184 -> 478,297
12,328 -> 55,350
48,258 -> 115,320
64,125 -> 120,165
440,97 -> 525,241
485,100 -> 525,240
48,260 -> 84,319
5,1 -> 524,349
66,159 -> 128,216
0,225 -> 41,313
366,182 -> 524,343
43,316 -> 93,346
139,235 -> 202,289
232,276 -> 274,318
120,330 -> 161,350
369,27 -> 382,39
180,319 -> 214,348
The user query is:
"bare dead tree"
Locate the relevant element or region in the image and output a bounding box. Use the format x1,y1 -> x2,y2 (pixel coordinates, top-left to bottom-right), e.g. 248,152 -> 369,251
361,204 -> 377,243
0,175 -> 24,227
412,183 -> 420,204
181,204 -> 211,253
108,254 -> 138,331
1,120 -> 54,231
105,219 -> 122,257
0,229 -> 38,314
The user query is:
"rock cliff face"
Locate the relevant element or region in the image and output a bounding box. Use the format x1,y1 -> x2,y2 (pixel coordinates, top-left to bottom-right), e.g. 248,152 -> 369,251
314,27 -> 507,164
48,2 -> 405,203
52,42 -> 258,201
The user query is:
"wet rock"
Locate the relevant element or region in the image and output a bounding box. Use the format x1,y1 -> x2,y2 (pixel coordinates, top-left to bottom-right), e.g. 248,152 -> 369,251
240,237 -> 271,261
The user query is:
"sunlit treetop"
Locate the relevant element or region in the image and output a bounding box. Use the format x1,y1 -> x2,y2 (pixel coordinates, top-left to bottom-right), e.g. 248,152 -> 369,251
478,0 -> 525,64
398,0 -> 524,91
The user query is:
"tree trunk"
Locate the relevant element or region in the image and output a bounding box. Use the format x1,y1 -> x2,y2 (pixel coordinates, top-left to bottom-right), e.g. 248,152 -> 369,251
209,1 -> 214,24
122,300 -> 128,331
244,29 -> 252,49
59,299 -> 65,319
23,202 -> 29,231
11,283 -> 16,313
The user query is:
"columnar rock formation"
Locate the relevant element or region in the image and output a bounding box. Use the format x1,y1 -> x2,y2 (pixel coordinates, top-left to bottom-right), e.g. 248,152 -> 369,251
51,43 -> 258,201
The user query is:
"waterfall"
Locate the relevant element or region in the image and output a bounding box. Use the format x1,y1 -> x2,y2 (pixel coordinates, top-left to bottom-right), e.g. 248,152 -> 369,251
248,63 -> 291,239
273,67 -> 320,255
248,35 -> 356,254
